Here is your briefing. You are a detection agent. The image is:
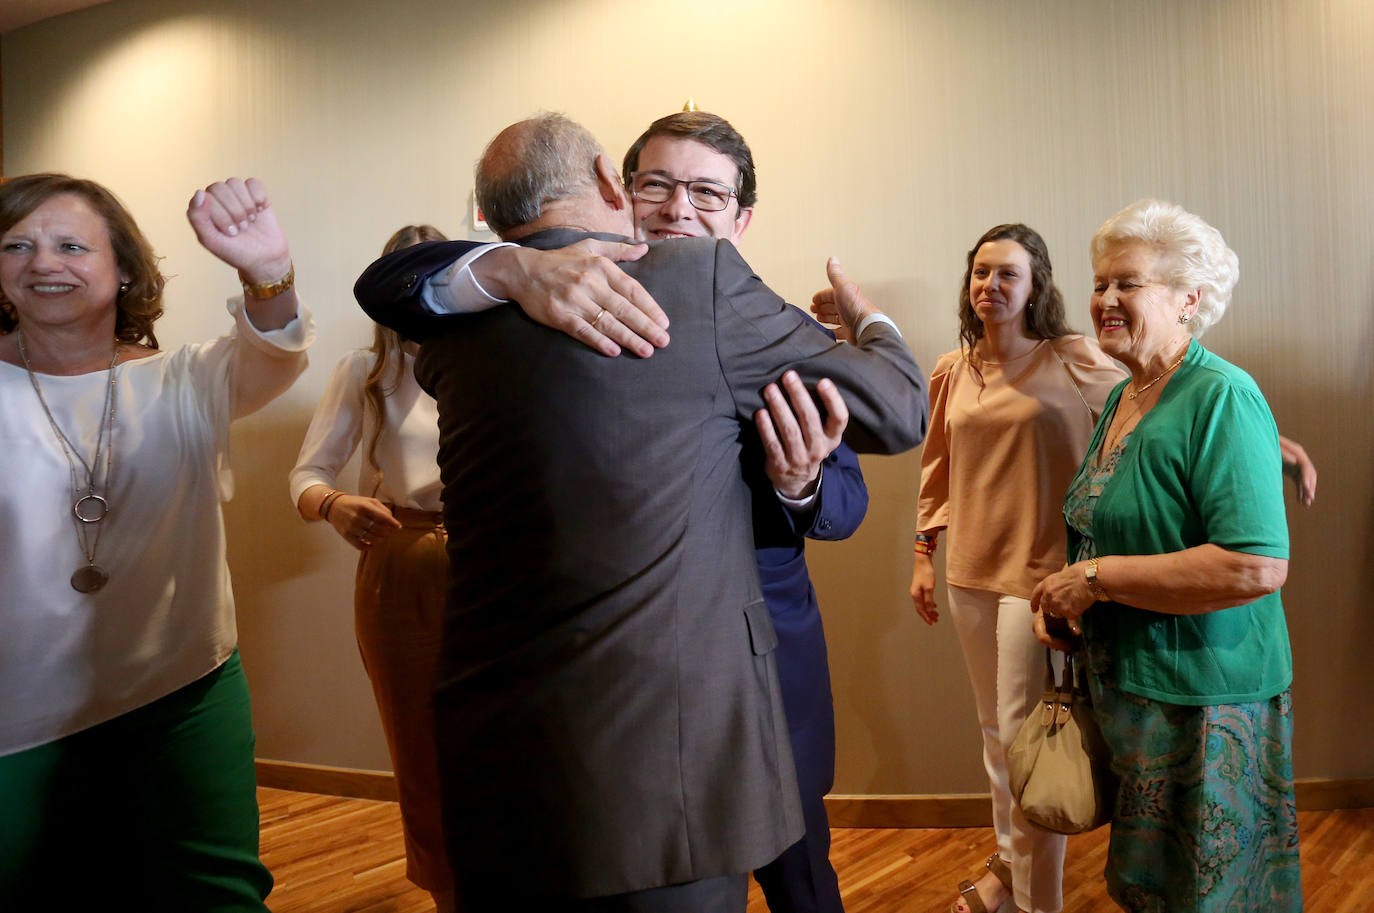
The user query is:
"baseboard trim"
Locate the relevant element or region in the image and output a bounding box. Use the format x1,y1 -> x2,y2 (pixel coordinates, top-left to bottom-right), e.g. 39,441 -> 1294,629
255,759 -> 398,801
824,793 -> 992,828
1294,776 -> 1374,811
825,777 -> 1374,827
254,761 -> 1373,824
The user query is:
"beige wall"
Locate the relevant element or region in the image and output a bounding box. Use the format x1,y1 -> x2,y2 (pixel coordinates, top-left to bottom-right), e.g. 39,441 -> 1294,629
3,0 -> 1370,794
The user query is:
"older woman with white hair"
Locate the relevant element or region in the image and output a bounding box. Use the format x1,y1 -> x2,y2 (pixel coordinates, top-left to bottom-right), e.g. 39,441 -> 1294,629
1030,199 -> 1299,912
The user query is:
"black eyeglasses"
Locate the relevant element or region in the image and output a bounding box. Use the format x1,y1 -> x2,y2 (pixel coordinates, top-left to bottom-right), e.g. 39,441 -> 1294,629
629,172 -> 739,212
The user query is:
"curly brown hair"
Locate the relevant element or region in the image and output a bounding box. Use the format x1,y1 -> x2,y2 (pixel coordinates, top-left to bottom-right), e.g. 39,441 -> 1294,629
0,173 -> 166,347
957,223 -> 1072,375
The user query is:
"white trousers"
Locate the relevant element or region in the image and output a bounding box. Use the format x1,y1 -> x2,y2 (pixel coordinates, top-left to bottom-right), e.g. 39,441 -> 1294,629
947,585 -> 1066,913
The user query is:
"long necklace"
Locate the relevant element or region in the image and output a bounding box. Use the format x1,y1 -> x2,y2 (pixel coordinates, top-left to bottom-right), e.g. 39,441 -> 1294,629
17,330 -> 120,593
1126,346 -> 1188,400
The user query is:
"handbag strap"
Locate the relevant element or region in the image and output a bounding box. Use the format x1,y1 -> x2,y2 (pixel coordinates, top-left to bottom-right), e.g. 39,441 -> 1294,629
1042,648 -> 1081,728
1043,647 -> 1077,691
1057,653 -> 1076,725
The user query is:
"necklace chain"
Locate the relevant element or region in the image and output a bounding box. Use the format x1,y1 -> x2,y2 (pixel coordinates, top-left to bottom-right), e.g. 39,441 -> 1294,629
976,338 -> 1046,366
1127,346 -> 1188,400
1100,342 -> 1190,462
16,330 -> 120,592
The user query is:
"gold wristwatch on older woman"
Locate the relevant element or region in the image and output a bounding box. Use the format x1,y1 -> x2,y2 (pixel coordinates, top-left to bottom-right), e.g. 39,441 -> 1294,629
1085,557 -> 1111,602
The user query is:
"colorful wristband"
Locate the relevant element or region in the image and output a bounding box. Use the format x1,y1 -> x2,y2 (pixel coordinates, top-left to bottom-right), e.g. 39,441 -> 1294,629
319,489 -> 343,521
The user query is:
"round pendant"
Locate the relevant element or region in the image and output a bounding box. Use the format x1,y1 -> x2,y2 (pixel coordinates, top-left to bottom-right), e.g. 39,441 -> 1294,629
71,564 -> 110,593
74,493 -> 109,524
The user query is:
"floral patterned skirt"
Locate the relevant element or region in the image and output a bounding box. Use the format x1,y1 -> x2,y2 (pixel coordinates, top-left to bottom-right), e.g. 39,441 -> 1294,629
1086,669 -> 1302,913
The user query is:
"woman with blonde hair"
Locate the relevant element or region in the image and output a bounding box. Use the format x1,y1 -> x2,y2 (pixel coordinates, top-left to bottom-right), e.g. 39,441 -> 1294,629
290,224 -> 455,911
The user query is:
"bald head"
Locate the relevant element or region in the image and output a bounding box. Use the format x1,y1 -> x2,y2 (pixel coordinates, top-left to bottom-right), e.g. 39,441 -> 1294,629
475,113 -> 630,239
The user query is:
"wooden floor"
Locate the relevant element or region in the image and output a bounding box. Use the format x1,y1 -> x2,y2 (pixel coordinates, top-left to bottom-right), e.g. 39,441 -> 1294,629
258,787 -> 1374,911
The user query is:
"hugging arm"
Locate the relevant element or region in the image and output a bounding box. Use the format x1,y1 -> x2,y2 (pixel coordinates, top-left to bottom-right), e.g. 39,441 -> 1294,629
354,238 -> 667,356
713,241 -> 928,456
1277,435 -> 1316,506
353,239 -> 491,342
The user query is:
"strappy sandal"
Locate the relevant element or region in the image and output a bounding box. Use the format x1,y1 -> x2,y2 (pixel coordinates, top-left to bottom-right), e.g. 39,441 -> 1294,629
950,853 -> 1014,913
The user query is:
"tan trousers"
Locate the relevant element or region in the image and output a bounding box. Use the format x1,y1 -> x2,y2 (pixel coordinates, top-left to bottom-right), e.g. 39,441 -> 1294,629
355,507 -> 453,897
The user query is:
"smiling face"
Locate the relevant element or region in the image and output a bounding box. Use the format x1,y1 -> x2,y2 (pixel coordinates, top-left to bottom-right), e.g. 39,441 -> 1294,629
1090,240 -> 1196,372
969,239 -> 1034,334
0,193 -> 124,337
630,136 -> 753,244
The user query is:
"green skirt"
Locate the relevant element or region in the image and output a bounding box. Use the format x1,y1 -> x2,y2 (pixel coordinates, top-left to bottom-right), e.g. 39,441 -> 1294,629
1086,663 -> 1301,913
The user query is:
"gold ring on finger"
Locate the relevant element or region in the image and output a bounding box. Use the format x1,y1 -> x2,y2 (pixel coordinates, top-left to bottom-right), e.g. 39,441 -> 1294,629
591,307 -> 607,329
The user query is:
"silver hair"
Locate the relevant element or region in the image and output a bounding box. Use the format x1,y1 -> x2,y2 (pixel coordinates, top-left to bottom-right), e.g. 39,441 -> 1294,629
474,112 -> 604,236
1090,199 -> 1239,338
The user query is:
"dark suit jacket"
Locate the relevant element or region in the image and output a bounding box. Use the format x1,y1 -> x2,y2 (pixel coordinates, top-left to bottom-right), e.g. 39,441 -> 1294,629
750,440 -> 864,783
354,231 -> 926,898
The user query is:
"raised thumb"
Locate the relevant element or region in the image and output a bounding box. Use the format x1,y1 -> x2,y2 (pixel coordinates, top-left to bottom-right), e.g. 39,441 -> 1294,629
825,255 -> 846,287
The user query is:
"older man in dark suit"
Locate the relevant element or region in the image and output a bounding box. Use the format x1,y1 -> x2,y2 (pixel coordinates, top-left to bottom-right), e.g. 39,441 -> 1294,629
355,113 -> 927,912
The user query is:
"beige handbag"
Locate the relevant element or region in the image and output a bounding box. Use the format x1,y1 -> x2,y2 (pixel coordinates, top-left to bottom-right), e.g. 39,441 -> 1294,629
1007,650 -> 1117,834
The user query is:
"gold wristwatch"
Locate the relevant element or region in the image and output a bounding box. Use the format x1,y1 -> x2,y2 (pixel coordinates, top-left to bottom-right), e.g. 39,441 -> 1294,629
240,262 -> 295,300
1085,557 -> 1110,602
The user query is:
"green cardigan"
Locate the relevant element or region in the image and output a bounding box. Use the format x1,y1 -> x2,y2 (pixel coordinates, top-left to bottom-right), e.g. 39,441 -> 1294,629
1069,340 -> 1291,705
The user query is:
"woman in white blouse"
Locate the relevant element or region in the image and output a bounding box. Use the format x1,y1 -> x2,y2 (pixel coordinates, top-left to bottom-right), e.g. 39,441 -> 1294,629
0,174 -> 311,910
289,224 -> 454,911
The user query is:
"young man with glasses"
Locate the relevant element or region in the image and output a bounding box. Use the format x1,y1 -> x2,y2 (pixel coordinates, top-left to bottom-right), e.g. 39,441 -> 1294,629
621,111 -> 855,913
622,113 -> 754,245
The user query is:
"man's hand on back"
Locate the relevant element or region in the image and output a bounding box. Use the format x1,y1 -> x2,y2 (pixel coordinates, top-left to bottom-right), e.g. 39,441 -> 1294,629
473,239 -> 670,357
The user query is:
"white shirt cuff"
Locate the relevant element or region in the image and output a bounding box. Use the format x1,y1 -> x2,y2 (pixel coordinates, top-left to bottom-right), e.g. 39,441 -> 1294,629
775,463 -> 823,511
227,295 -> 315,353
855,313 -> 901,341
422,242 -> 518,314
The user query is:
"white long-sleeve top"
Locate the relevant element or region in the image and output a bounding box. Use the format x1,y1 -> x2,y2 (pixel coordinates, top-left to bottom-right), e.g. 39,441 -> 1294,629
288,348 -> 441,512
0,297 -> 313,756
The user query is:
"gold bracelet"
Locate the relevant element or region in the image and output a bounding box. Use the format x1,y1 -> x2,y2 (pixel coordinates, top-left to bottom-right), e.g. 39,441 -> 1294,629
240,262 -> 295,300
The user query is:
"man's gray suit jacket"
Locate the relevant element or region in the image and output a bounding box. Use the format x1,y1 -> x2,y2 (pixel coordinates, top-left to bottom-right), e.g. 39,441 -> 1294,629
354,229 -> 928,899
